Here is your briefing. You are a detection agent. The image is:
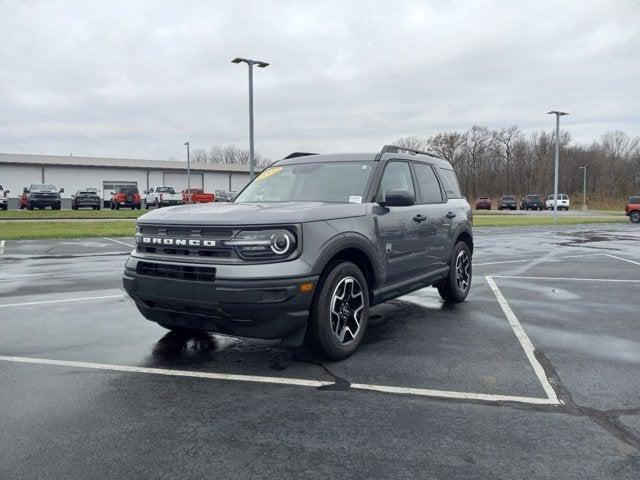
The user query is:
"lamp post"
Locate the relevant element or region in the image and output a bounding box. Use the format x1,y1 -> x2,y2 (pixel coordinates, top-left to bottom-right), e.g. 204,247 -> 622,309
232,57 -> 269,179
547,110 -> 569,223
184,141 -> 190,200
579,166 -> 586,212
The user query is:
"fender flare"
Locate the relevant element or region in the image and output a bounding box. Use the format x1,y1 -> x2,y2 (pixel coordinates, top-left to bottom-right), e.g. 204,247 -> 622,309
311,232 -> 382,288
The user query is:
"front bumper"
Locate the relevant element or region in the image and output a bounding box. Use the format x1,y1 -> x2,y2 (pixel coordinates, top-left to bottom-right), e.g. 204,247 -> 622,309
123,255 -> 318,341
29,198 -> 60,207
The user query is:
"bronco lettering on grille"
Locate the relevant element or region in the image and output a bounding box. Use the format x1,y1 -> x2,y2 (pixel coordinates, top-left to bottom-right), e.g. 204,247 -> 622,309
138,236 -> 217,247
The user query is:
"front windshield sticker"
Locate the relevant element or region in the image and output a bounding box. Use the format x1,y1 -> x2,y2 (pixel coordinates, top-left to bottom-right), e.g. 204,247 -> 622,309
256,166 -> 282,181
349,195 -> 362,204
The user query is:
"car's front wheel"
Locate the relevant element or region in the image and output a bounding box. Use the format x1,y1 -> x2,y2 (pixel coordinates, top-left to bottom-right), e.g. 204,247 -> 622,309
306,261 -> 369,360
630,211 -> 640,223
437,241 -> 472,303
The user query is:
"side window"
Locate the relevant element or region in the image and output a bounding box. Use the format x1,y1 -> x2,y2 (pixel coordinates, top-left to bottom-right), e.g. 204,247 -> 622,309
376,161 -> 414,202
413,163 -> 443,203
438,168 -> 462,199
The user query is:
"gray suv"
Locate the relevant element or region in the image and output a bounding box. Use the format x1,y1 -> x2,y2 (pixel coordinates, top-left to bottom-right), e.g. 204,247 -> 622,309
123,146 -> 473,359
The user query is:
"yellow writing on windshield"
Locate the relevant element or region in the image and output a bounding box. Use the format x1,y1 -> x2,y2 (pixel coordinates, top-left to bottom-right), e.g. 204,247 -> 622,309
255,166 -> 283,181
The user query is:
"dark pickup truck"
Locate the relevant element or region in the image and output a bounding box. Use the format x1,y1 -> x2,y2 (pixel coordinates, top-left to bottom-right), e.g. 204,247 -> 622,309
23,184 -> 64,210
123,146 -> 473,359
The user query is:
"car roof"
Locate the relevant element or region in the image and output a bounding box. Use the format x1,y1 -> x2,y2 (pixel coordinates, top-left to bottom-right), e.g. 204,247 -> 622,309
274,152 -> 454,169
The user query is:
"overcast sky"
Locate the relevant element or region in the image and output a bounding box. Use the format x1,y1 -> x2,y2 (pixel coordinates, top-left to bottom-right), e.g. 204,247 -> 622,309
1,0 -> 639,161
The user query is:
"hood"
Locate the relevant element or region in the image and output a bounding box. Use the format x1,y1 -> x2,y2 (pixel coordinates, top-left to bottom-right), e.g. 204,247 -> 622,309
137,201 -> 367,226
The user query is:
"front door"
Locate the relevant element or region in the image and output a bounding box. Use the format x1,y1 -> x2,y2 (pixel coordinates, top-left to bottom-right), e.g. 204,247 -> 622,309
373,161 -> 429,285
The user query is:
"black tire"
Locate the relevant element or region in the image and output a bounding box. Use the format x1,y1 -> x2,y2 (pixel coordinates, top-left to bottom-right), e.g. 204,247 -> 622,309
630,211 -> 640,223
437,241 -> 472,303
136,205 -> 141,210
145,201 -> 149,210
305,261 -> 369,360
1,204 -> 6,211
115,203 -> 120,210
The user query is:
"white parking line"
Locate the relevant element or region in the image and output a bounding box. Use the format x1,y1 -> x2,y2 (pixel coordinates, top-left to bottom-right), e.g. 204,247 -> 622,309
0,294 -> 125,308
491,275 -> 640,283
0,356 -> 333,388
606,254 -> 640,267
103,237 -> 134,248
0,355 -> 558,405
474,253 -> 604,267
485,276 -> 560,404
0,240 -> 5,254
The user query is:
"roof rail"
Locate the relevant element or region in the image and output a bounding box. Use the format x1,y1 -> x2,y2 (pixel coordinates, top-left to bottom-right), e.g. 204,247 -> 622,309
283,152 -> 319,159
380,145 -> 431,157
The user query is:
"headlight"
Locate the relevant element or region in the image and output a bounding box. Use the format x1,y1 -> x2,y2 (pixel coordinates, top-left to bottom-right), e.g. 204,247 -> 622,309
226,229 -> 297,259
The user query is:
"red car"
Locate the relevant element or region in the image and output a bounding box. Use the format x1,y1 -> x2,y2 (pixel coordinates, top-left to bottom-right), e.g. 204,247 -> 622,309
182,188 -> 215,204
110,186 -> 141,210
625,195 -> 640,223
475,197 -> 492,210
18,192 -> 28,209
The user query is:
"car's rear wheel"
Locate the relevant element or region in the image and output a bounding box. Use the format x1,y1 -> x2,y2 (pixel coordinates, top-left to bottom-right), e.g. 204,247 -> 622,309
306,261 -> 369,360
437,241 -> 472,303
630,211 -> 640,223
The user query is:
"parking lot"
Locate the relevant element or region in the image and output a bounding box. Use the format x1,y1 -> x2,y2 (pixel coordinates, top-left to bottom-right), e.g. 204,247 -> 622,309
1,224 -> 639,479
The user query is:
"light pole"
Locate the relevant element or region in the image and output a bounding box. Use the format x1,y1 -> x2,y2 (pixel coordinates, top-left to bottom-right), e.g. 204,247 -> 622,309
232,57 -> 269,179
579,166 -> 586,212
547,110 -> 569,223
184,141 -> 190,199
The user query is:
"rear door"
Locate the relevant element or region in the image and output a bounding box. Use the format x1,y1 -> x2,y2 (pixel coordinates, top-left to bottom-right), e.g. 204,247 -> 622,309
412,162 -> 450,272
373,160 -> 429,284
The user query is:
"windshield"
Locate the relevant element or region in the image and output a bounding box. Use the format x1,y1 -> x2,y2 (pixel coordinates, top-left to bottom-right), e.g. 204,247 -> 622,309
157,187 -> 176,194
502,196 -> 515,201
79,190 -> 96,195
527,195 -> 540,201
235,161 -> 375,203
31,184 -> 56,191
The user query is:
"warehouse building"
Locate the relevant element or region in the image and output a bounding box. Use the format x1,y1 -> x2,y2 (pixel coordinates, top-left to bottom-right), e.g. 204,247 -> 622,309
0,153 -> 256,208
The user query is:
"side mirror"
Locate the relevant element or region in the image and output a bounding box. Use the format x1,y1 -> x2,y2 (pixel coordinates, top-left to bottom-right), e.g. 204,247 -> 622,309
59,188 -> 64,193
381,189 -> 414,207
110,191 -> 115,195
23,187 -> 28,193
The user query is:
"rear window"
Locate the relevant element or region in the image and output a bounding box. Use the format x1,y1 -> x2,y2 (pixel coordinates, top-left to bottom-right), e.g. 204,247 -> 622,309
118,187 -> 138,194
630,196 -> 640,204
527,195 -> 541,201
502,196 -> 515,201
438,168 -> 462,199
156,187 -> 176,194
79,190 -> 96,195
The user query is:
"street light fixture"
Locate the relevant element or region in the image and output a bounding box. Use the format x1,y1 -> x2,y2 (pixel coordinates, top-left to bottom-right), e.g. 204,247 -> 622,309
547,110 -> 569,223
232,57 -> 270,180
578,166 -> 587,212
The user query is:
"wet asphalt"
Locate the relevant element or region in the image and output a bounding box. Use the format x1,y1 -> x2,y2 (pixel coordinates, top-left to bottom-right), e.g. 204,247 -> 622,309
1,224 -> 639,479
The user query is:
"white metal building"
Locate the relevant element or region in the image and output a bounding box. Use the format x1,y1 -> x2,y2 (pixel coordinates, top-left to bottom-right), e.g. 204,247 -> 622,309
0,153 -> 256,207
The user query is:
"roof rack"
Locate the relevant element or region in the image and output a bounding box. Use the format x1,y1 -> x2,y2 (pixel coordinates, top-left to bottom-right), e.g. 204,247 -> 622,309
380,145 -> 431,157
283,152 -> 319,159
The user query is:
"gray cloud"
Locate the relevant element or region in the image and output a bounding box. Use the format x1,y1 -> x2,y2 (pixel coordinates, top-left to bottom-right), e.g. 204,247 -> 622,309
1,0 -> 639,161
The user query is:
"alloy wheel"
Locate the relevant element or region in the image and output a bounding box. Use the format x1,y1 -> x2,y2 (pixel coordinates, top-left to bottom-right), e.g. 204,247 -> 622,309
329,276 -> 364,345
455,250 -> 471,292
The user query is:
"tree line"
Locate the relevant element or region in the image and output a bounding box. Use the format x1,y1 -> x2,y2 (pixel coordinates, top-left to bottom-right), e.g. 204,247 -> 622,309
393,127 -> 640,207
191,145 -> 270,167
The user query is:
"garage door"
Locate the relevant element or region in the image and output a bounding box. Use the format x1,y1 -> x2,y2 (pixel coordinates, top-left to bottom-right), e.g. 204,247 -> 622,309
103,181 -> 138,204
163,172 -> 203,192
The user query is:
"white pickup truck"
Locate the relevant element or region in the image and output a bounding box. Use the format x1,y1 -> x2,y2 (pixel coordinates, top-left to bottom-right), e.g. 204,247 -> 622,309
546,193 -> 570,211
143,186 -> 183,209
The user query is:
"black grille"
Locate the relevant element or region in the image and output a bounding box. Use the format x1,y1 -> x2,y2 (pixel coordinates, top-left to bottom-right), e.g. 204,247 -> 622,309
136,225 -> 236,258
137,261 -> 216,282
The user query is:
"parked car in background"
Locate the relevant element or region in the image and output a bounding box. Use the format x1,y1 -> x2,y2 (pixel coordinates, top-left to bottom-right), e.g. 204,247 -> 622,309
0,184 -> 9,210
144,186 -> 182,209
110,186 -> 142,210
546,194 -> 570,211
23,184 -> 64,210
215,190 -> 236,202
18,191 -> 27,209
520,194 -> 544,210
71,188 -> 101,210
182,188 -> 215,204
625,195 -> 640,223
475,197 -> 491,210
497,195 -> 517,210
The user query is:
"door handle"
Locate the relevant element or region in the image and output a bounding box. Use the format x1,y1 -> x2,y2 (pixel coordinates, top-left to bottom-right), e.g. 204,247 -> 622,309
413,214 -> 427,223
446,211 -> 456,219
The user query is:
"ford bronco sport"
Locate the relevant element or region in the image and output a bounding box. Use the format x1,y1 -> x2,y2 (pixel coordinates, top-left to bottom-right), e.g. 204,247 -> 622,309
123,146 -> 473,359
